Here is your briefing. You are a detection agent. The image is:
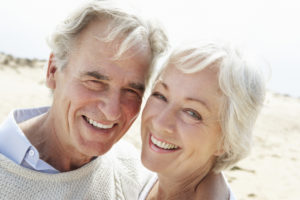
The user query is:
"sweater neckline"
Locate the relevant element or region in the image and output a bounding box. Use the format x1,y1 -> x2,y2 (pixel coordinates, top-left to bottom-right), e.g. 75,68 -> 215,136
0,153 -> 107,181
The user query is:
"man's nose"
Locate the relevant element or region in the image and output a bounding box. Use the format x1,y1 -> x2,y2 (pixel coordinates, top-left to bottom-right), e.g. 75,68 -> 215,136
97,91 -> 122,121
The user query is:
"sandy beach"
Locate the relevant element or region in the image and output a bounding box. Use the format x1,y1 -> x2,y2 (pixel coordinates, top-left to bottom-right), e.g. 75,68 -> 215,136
1,53 -> 299,200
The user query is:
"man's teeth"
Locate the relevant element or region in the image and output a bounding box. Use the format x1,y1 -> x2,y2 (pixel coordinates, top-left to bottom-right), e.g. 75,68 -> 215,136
151,136 -> 179,150
86,117 -> 113,129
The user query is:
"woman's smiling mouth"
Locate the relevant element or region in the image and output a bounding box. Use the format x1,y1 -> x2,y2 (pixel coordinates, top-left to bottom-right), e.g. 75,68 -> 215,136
150,134 -> 180,151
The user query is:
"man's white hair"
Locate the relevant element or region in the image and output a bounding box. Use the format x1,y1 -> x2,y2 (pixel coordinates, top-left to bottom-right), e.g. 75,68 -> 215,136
47,0 -> 168,85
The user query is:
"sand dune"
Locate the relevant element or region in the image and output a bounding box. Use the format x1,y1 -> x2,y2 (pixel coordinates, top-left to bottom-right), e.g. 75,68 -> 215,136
0,53 -> 299,200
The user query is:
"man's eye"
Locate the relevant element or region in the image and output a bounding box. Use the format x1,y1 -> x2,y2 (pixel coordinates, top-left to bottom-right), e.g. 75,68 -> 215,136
152,92 -> 167,102
84,80 -> 105,90
185,109 -> 202,121
124,89 -> 141,99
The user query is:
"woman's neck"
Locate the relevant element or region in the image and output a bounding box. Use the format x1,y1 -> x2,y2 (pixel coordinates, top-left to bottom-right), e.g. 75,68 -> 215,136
147,170 -> 229,200
148,166 -> 212,200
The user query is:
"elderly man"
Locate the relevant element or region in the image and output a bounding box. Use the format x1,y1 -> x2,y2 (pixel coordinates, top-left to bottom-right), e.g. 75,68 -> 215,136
0,0 -> 167,199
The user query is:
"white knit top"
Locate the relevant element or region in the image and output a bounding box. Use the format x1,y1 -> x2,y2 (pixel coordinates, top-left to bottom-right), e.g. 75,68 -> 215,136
0,140 -> 152,200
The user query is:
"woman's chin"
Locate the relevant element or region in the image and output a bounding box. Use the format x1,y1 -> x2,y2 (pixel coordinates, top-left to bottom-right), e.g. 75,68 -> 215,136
141,151 -> 165,173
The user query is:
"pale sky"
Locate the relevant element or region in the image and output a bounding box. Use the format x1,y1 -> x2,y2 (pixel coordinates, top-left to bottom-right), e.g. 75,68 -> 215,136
0,0 -> 299,97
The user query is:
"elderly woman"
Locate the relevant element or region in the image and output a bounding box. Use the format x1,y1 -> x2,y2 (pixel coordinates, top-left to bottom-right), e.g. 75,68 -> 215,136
139,41 -> 266,199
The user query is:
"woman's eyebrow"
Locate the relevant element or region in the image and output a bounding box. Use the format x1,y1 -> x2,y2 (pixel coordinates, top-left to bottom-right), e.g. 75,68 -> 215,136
186,97 -> 211,112
155,80 -> 168,90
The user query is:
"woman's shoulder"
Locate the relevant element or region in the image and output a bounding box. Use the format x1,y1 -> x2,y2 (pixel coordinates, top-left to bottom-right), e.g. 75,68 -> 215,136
138,174 -> 158,200
223,173 -> 237,200
194,172 -> 234,200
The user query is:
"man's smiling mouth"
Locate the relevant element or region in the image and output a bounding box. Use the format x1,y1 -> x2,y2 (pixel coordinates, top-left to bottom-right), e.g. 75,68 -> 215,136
83,116 -> 115,129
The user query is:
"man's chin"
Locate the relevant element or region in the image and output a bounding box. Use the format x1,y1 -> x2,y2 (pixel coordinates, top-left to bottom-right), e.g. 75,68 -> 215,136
79,142 -> 115,157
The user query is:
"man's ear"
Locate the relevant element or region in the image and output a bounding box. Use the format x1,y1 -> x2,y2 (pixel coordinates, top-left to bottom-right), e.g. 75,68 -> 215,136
46,53 -> 58,89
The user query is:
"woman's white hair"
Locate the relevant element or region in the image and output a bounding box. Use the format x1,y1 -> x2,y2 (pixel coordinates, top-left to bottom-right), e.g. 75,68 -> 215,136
47,0 -> 168,85
160,41 -> 266,172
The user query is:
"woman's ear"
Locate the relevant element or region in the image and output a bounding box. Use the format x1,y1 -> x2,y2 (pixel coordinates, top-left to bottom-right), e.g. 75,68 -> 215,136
214,140 -> 225,156
46,53 -> 58,89
214,148 -> 225,156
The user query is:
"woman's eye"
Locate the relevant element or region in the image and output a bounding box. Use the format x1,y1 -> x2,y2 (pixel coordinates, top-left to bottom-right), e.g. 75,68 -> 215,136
152,92 -> 167,102
185,109 -> 202,121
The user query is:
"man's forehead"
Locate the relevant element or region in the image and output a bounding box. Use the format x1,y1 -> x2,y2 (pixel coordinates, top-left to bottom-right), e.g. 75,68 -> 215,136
76,18 -> 151,57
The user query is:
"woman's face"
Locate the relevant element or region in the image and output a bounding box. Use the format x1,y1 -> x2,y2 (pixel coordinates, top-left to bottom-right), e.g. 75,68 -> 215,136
141,64 -> 223,179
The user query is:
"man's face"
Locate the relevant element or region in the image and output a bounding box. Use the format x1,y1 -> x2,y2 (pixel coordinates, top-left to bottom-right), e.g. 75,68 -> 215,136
47,20 -> 151,158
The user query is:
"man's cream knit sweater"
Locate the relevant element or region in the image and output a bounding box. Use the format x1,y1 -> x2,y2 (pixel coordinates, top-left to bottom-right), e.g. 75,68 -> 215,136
0,141 -> 152,200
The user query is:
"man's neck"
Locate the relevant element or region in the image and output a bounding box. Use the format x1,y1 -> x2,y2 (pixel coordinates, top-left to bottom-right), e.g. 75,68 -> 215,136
19,111 -> 93,172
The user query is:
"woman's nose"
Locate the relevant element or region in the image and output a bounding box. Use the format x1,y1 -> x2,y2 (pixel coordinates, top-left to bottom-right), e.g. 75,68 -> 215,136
152,105 -> 176,134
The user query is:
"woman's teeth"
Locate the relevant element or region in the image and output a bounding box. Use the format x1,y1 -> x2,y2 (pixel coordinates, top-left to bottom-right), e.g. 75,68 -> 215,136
151,136 -> 179,150
86,117 -> 114,129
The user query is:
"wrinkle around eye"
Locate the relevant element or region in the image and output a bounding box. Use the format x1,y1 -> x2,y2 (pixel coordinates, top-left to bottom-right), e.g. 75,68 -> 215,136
181,109 -> 203,125
185,109 -> 202,121
151,91 -> 167,102
122,88 -> 142,101
83,80 -> 106,91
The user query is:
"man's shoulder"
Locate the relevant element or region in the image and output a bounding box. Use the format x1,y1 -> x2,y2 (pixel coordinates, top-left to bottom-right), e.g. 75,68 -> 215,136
109,140 -> 146,174
0,107 -> 50,165
108,140 -> 154,192
1,107 -> 50,125
110,139 -> 139,158
13,107 -> 50,122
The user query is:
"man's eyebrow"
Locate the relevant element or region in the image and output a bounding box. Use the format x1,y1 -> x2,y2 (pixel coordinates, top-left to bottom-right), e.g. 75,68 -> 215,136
82,71 -> 110,80
129,82 -> 145,93
82,71 -> 145,92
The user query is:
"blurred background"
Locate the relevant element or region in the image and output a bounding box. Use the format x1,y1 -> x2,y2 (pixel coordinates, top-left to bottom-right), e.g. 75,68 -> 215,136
0,1 -> 299,200
0,0 -> 299,97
